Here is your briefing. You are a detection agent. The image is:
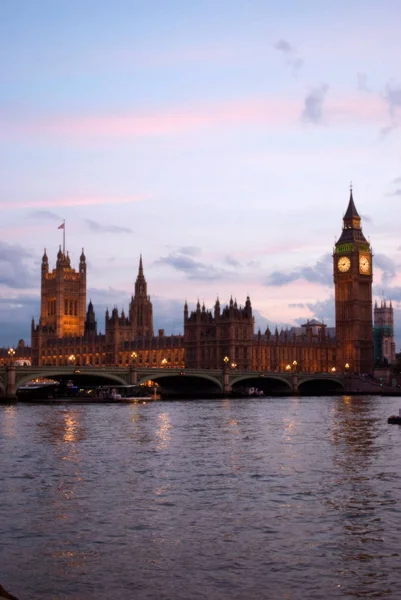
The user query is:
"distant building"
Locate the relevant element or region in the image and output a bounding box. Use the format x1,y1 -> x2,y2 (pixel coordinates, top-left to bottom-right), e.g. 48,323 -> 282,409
16,188 -> 379,373
333,188 -> 374,373
0,339 -> 32,366
374,300 -> 396,365
184,296 -> 254,370
31,253 -> 184,368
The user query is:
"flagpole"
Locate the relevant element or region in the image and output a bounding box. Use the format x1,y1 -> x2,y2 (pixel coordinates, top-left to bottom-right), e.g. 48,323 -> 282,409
63,220 -> 65,255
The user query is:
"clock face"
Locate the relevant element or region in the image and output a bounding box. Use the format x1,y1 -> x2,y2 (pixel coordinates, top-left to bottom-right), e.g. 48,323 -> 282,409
359,254 -> 371,274
338,256 -> 351,272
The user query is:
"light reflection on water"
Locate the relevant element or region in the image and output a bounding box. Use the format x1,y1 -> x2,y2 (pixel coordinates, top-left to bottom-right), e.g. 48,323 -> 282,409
1,396 -> 401,600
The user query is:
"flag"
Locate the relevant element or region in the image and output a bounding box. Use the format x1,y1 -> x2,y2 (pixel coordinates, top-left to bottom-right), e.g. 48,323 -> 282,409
58,223 -> 65,230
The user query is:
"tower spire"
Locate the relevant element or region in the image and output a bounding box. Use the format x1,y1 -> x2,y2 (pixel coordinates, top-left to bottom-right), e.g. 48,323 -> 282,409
343,185 -> 360,221
129,254 -> 153,337
337,186 -> 367,243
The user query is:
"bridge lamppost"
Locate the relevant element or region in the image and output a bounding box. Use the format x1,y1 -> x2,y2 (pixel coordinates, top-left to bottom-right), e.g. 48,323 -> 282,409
161,357 -> 168,368
331,367 -> 336,374
231,362 -> 237,370
223,356 -> 230,397
285,364 -> 291,371
292,360 -> 298,373
345,363 -> 350,374
8,348 -> 15,366
130,351 -> 138,385
69,354 -> 76,367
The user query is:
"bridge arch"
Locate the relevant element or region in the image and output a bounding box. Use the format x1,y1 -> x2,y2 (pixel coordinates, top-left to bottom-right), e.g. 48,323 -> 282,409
231,374 -> 292,395
138,372 -> 223,397
297,377 -> 345,395
15,370 -> 128,391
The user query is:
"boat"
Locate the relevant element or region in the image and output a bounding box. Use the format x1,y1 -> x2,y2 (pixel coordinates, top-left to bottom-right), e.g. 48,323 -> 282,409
17,383 -> 156,403
95,385 -> 156,402
235,386 -> 265,397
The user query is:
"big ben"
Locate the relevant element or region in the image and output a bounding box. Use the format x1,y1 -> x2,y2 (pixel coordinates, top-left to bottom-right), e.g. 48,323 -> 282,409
334,188 -> 374,374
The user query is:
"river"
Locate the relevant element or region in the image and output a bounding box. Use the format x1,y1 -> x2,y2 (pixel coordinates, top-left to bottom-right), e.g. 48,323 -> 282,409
1,396 -> 401,600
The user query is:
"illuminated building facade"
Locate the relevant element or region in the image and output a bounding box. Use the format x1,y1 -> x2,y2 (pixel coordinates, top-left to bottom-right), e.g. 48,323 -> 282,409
26,190 -> 376,373
31,254 -> 184,368
374,299 -> 396,365
333,189 -> 374,373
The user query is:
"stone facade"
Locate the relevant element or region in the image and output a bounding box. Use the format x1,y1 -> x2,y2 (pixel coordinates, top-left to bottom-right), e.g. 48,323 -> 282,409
333,188 -> 374,374
31,254 -> 184,368
374,300 -> 396,365
24,190 -> 377,373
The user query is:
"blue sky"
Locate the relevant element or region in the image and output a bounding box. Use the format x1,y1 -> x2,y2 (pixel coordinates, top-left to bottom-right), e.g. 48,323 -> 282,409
1,0 -> 401,348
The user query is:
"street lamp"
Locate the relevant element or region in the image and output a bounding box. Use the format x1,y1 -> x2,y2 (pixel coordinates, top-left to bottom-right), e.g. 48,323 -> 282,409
231,362 -> 237,369
331,367 -> 336,373
223,356 -> 229,366
8,348 -> 15,365
161,357 -> 168,368
285,364 -> 291,371
131,351 -> 138,365
292,360 -> 298,372
69,354 -> 76,366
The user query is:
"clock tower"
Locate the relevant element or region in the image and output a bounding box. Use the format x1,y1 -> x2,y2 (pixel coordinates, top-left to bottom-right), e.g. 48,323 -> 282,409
334,188 -> 374,374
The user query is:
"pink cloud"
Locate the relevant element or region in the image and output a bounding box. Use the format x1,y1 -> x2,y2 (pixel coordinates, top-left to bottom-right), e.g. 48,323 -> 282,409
328,95 -> 387,122
0,99 -> 299,140
0,94 -> 390,142
0,195 -> 147,210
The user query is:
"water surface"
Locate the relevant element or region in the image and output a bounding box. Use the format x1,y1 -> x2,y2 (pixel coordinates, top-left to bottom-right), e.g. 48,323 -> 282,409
1,396 -> 401,599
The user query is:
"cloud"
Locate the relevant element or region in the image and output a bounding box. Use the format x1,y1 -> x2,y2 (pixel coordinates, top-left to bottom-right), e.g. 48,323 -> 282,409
152,297 -> 184,334
303,296 -> 335,324
177,246 -> 201,257
1,93 -> 390,144
388,189 -> 401,196
225,255 -> 240,267
0,196 -> 147,211
385,84 -> 401,116
380,83 -> 401,138
1,99 -> 300,141
0,293 -> 40,346
265,253 -> 333,287
85,219 -> 133,234
274,39 -> 303,73
379,123 -> 398,139
393,177 -> 401,184
360,213 -> 373,224
157,251 -> 222,281
29,210 -> 63,221
290,296 -> 335,326
373,286 -> 401,302
0,241 -> 36,289
302,84 -> 329,124
374,253 -> 397,286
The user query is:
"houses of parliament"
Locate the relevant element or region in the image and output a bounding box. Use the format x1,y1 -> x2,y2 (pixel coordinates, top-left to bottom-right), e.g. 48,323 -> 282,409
26,191 -> 395,373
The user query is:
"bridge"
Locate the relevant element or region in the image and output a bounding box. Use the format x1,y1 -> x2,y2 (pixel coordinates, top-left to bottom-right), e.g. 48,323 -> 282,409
0,365 -> 347,399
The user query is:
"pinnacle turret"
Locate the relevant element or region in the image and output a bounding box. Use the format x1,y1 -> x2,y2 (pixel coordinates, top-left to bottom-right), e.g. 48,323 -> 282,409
343,186 -> 360,221
337,186 -> 367,244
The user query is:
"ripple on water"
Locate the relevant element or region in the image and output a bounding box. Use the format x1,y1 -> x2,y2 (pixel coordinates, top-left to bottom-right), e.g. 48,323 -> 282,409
1,396 -> 401,599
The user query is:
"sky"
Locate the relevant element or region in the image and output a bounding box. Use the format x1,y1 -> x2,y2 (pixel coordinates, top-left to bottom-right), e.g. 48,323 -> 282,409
1,0 -> 401,348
